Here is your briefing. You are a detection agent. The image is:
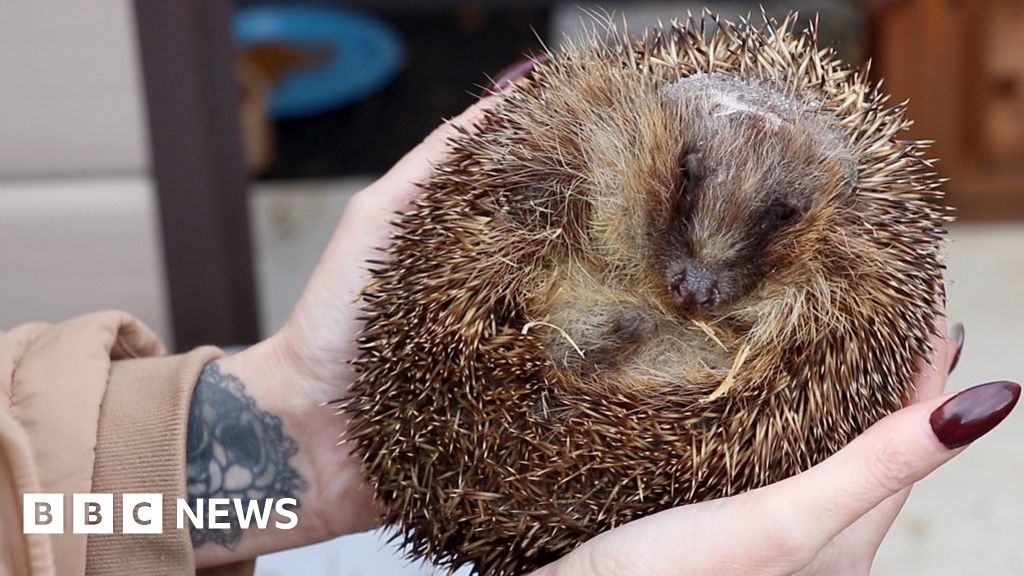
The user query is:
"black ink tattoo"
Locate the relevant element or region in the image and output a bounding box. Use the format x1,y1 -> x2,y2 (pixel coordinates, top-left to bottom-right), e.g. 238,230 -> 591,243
186,362 -> 308,549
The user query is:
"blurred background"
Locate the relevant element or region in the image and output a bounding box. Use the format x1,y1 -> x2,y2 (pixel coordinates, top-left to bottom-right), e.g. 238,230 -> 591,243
1,0 -> 1021,574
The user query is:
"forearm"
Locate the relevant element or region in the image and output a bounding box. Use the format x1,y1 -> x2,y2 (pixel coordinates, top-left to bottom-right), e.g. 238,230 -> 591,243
187,339 -> 378,568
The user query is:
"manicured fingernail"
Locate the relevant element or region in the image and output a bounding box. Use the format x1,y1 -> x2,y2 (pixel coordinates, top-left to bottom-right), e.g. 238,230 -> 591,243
948,322 -> 964,374
482,54 -> 548,97
930,381 -> 1020,449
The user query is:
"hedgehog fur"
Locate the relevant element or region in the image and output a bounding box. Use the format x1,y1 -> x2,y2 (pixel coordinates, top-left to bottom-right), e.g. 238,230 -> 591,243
343,12 -> 949,576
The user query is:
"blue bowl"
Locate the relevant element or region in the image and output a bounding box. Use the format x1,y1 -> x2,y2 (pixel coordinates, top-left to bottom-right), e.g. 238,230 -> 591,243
235,5 -> 404,119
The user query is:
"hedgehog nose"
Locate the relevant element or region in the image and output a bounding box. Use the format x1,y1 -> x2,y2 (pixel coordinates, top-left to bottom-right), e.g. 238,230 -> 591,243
670,266 -> 720,310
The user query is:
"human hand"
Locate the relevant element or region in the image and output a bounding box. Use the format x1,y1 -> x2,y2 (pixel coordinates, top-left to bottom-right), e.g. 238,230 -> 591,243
530,327 -> 1018,576
195,58 -> 1016,575
197,60 -> 541,566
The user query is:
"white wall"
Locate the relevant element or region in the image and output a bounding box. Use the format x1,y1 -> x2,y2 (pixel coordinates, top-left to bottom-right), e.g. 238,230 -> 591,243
0,0 -> 148,177
0,1 -> 168,340
0,177 -> 169,338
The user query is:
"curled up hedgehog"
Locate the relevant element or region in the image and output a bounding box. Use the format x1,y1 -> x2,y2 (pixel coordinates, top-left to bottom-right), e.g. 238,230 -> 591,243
343,12 -> 949,576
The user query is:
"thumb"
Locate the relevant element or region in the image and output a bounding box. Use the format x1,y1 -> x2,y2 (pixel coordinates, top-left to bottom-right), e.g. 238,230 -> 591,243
357,55 -> 544,210
767,379 -> 1020,547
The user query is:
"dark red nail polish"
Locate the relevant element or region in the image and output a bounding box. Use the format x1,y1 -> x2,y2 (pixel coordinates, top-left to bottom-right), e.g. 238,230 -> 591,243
949,323 -> 964,374
930,381 -> 1020,449
482,54 -> 548,97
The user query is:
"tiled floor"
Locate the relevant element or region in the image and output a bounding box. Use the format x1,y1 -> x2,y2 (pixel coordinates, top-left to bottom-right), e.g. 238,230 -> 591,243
1,177 -> 1021,575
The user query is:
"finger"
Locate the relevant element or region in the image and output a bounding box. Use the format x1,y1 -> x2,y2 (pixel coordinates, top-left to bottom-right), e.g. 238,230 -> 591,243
528,497 -> 777,576
765,379 -> 1020,549
323,93 -> 507,284
294,59 -> 543,337
947,321 -> 964,375
827,486 -> 911,559
365,97 -> 497,201
911,318 -> 953,403
911,318 -> 965,405
342,96 -> 499,227
834,327 -> 961,553
850,322 -> 965,546
357,55 -> 546,209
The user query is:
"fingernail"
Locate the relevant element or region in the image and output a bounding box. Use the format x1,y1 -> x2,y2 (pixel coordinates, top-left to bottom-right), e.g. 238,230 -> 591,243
482,54 -> 548,97
930,380 -> 1020,449
949,322 -> 965,374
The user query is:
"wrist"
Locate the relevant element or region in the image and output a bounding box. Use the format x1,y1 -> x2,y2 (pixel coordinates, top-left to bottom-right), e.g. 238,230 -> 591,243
221,333 -> 379,525
191,339 -> 378,568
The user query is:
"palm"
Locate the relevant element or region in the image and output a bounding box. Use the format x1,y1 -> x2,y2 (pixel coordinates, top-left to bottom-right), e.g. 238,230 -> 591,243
266,105 -> 497,539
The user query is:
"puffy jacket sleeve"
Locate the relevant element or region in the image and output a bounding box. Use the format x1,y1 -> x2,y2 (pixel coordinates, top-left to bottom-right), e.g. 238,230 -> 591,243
0,311 -> 253,576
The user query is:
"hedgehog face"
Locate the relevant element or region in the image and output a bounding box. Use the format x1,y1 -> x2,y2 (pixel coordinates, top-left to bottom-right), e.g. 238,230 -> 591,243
658,76 -> 855,313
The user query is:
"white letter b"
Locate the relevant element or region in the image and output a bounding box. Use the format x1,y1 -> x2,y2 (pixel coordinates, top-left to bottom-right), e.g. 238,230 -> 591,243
23,494 -> 63,534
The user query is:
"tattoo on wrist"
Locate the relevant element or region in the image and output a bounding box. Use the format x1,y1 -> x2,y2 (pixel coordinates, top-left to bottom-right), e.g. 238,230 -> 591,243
186,361 -> 309,549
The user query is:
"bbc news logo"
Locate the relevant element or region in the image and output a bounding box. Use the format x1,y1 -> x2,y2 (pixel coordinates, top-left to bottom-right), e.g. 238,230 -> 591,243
23,493 -> 298,534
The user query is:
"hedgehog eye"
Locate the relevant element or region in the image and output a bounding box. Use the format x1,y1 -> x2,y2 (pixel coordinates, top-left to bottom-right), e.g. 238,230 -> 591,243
681,151 -> 701,180
764,200 -> 798,227
675,152 -> 701,213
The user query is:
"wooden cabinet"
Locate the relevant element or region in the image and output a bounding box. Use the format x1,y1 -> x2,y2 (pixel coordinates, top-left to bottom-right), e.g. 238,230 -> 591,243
984,1 -> 1024,169
869,0 -> 1024,220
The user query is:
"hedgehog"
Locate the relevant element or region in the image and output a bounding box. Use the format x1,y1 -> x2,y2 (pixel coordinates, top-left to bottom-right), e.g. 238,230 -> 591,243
343,12 -> 949,576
